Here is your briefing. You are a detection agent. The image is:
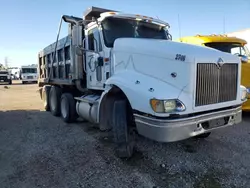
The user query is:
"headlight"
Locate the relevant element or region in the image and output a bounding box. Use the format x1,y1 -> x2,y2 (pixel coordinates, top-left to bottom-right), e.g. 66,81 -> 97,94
241,88 -> 247,101
150,99 -> 186,113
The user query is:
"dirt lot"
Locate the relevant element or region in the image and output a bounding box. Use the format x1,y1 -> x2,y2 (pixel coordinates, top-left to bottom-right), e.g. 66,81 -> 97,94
0,81 -> 250,188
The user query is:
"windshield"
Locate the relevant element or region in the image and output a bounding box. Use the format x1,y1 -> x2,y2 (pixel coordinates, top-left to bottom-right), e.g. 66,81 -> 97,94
243,45 -> 250,57
204,42 -> 250,57
21,68 -> 37,73
101,17 -> 170,47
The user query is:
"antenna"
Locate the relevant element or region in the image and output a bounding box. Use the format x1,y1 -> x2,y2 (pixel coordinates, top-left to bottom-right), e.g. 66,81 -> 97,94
178,14 -> 182,38
223,16 -> 226,34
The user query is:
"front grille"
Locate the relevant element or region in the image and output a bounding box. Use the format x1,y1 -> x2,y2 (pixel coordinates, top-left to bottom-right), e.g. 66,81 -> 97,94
195,63 -> 238,107
27,76 -> 33,79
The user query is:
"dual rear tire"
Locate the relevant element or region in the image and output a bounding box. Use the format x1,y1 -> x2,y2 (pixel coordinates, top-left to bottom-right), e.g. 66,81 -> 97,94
60,93 -> 78,123
42,85 -> 135,158
42,85 -> 77,123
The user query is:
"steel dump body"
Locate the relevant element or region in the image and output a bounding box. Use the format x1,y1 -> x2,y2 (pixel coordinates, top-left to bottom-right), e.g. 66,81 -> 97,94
38,36 -> 72,86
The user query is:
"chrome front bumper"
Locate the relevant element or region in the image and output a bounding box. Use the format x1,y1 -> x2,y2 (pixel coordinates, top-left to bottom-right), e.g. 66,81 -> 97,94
134,106 -> 242,142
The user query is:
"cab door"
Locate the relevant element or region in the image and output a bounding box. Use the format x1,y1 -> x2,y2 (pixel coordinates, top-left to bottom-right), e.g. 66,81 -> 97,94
85,27 -> 105,90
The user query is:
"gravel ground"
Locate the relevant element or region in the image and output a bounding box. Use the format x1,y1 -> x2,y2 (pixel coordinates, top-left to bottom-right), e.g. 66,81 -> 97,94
0,81 -> 250,188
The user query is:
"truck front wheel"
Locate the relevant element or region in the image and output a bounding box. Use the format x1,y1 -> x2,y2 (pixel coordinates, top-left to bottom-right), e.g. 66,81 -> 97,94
8,80 -> 12,85
60,93 -> 78,123
112,100 -> 135,158
49,86 -> 62,116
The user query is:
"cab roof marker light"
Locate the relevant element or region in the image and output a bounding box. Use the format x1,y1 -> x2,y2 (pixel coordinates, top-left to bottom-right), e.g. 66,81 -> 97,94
100,12 -> 117,17
108,12 -> 117,15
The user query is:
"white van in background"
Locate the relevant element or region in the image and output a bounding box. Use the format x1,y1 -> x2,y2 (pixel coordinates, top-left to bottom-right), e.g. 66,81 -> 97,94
8,67 -> 20,80
20,65 -> 38,84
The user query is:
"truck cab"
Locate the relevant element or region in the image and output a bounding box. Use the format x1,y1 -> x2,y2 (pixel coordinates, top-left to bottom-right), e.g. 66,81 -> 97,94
38,7 -> 247,158
20,65 -> 38,84
178,34 -> 250,111
83,11 -> 172,90
0,69 -> 12,85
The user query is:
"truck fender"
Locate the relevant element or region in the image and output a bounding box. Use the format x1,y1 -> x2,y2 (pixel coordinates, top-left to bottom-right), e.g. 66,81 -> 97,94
97,71 -> 183,126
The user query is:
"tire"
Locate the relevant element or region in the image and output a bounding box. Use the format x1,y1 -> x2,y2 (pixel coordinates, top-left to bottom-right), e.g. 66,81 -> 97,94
42,86 -> 51,111
22,81 -> 26,84
60,93 -> 78,123
49,86 -> 62,116
8,80 -> 12,85
195,132 -> 211,139
112,100 -> 135,158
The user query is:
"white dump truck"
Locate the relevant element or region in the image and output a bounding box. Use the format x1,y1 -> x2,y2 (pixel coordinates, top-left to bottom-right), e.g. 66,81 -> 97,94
20,65 -> 38,84
38,7 -> 247,158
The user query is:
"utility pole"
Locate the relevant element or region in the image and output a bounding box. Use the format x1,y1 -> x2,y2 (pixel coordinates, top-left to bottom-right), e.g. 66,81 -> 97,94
4,57 -> 9,68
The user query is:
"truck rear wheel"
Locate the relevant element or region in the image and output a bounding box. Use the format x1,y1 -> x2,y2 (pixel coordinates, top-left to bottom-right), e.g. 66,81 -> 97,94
42,86 -> 51,111
49,86 -> 62,116
60,93 -> 78,123
112,100 -> 135,158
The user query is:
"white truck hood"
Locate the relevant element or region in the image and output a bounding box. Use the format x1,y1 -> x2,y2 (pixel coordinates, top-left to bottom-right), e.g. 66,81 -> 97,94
113,38 -> 238,65
112,38 -> 239,93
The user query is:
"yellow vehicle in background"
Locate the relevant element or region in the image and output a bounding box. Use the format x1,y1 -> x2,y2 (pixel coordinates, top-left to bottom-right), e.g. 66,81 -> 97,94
178,34 -> 250,111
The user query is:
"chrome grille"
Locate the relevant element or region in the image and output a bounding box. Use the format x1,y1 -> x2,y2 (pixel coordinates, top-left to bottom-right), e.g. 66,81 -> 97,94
195,63 -> 238,107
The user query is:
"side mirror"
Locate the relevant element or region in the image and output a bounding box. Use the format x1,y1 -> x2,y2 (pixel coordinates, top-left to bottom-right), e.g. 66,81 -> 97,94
97,57 -> 104,66
76,37 -> 100,56
76,46 -> 84,56
240,55 -> 248,63
75,46 -> 99,56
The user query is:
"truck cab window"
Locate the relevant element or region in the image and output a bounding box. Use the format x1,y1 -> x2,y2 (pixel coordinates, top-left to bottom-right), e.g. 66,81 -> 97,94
88,28 -> 102,52
205,42 -> 250,57
101,17 -> 168,47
